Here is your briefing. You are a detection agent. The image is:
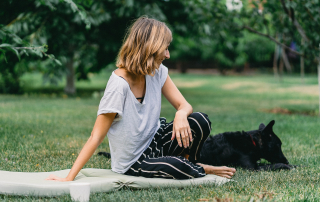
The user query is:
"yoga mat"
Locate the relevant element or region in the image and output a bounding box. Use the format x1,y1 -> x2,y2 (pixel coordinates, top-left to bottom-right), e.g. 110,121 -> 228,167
0,168 -> 230,196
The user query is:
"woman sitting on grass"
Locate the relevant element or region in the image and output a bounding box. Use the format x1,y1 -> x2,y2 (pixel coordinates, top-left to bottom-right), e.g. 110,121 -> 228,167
46,16 -> 236,181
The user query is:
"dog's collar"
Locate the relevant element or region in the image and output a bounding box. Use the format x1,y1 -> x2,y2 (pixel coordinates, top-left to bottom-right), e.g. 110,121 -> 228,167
249,134 -> 256,147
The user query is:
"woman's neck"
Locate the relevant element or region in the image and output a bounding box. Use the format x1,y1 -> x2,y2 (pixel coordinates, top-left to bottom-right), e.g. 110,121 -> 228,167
115,68 -> 145,86
127,71 -> 144,84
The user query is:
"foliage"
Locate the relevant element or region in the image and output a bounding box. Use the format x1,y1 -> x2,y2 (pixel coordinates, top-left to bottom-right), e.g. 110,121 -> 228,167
0,0 -> 180,93
168,0 -> 320,72
1,0 -> 320,94
161,0 -> 250,72
242,32 -> 275,67
238,0 -> 320,71
0,0 -> 90,93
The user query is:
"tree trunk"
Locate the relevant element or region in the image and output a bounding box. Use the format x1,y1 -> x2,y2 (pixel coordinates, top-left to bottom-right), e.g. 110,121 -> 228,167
244,62 -> 250,73
273,43 -> 279,80
300,55 -> 305,84
281,47 -> 292,73
64,57 -> 76,95
279,56 -> 284,82
177,61 -> 187,73
300,39 -> 305,83
318,64 -> 320,117
318,44 -> 320,117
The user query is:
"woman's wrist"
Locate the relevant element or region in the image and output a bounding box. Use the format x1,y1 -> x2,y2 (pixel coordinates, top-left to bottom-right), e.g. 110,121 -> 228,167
65,176 -> 74,181
176,102 -> 193,117
175,109 -> 188,117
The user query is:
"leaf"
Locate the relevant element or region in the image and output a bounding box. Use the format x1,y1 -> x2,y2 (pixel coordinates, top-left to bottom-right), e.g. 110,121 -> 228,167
79,11 -> 87,20
44,0 -> 56,10
41,45 -> 48,53
8,47 -> 20,61
54,59 -> 62,66
22,49 -> 29,56
63,0 -> 91,29
12,37 -> 23,44
0,43 -> 12,48
32,49 -> 43,58
64,0 -> 78,13
203,24 -> 211,35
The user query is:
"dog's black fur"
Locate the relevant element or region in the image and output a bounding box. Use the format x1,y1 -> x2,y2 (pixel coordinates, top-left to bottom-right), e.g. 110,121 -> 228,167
199,120 -> 293,171
98,152 -> 111,158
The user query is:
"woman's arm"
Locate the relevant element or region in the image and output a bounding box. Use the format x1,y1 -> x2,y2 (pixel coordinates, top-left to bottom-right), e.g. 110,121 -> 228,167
162,75 -> 193,148
46,113 -> 116,181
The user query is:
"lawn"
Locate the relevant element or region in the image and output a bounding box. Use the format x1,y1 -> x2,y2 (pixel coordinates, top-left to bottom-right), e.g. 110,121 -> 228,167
0,71 -> 320,201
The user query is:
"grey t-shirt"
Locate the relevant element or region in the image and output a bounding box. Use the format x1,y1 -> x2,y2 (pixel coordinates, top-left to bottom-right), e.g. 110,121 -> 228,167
97,64 -> 168,174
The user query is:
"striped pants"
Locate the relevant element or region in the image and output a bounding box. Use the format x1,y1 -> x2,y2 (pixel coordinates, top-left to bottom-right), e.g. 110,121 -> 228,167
125,112 -> 211,179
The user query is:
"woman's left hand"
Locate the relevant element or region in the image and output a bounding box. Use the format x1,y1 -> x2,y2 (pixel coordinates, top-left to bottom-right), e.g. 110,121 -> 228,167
171,110 -> 192,148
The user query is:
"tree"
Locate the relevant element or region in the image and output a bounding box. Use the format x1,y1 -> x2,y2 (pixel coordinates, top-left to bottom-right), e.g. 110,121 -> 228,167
162,0 -> 249,73
237,0 -> 319,72
0,0 -> 89,94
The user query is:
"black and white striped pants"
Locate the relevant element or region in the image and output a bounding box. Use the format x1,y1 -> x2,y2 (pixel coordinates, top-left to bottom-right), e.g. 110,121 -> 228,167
125,112 -> 211,179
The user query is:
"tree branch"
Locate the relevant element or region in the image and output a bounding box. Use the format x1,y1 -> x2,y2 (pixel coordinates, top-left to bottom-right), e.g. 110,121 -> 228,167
13,46 -> 44,50
280,0 -> 309,42
242,25 -> 303,56
279,0 -> 290,15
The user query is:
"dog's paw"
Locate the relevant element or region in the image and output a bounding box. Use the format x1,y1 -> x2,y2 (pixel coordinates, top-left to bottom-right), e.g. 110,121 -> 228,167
257,163 -> 294,171
271,163 -> 292,170
97,152 -> 111,158
287,164 -> 298,169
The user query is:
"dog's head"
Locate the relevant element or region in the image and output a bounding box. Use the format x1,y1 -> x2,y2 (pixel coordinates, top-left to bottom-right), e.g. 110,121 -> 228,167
258,120 -> 289,164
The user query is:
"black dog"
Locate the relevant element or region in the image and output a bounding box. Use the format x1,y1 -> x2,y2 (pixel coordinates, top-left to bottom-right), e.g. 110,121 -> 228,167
199,120 -> 293,171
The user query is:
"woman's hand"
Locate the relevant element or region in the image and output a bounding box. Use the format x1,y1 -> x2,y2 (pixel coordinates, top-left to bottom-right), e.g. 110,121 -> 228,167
46,174 -> 72,182
171,110 -> 192,148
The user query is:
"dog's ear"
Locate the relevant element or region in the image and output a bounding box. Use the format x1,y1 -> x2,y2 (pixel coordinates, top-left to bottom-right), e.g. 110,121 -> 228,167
262,120 -> 275,134
259,123 -> 266,130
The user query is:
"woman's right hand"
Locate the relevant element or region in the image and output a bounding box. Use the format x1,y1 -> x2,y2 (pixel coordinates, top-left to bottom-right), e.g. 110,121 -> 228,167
46,174 -> 72,182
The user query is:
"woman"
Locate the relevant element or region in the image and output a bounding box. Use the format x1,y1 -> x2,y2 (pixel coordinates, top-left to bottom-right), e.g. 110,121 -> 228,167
47,16 -> 236,181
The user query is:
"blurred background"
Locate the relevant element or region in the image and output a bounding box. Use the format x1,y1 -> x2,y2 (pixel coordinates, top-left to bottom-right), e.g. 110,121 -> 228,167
1,2 -> 320,201
0,0 -> 319,96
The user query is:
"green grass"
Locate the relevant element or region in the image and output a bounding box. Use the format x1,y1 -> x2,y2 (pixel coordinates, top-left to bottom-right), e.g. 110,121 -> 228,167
1,72 -> 320,201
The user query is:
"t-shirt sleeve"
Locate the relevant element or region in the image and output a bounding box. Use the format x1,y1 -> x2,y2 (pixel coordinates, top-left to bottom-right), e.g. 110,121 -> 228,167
97,91 -> 125,121
159,63 -> 168,87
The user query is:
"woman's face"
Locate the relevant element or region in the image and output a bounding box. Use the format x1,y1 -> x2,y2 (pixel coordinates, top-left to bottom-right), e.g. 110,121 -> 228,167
158,45 -> 170,64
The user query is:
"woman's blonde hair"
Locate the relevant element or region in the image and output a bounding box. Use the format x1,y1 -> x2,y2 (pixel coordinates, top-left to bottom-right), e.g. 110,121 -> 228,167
116,16 -> 172,76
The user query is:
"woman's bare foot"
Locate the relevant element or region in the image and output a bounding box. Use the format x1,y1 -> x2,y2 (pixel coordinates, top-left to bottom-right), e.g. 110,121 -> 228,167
197,163 -> 236,179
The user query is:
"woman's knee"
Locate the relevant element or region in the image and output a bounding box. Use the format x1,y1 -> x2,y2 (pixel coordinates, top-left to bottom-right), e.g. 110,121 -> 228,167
188,112 -> 211,136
